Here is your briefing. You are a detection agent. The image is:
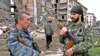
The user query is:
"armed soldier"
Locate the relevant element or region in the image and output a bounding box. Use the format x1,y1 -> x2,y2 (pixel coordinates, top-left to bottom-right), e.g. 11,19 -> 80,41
59,6 -> 93,56
6,12 -> 44,56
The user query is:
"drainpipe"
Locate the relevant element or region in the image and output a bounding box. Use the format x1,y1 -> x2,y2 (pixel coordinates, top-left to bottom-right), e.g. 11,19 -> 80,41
34,0 -> 37,25
67,0 -> 69,24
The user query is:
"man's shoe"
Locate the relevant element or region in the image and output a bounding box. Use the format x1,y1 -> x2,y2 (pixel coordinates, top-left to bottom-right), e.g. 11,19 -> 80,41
46,45 -> 50,49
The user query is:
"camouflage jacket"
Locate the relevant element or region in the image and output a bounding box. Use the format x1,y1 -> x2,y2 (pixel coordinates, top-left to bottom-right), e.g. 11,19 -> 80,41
6,26 -> 39,56
60,22 -> 93,53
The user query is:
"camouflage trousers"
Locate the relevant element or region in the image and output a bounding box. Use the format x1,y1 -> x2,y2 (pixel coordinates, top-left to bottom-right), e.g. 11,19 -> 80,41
62,48 -> 89,56
72,51 -> 89,56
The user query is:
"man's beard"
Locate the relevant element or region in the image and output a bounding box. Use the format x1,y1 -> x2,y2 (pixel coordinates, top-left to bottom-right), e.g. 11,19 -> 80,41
71,17 -> 79,23
23,26 -> 28,31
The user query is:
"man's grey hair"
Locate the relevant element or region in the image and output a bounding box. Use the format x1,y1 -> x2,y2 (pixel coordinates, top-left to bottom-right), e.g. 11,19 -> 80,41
15,12 -> 30,24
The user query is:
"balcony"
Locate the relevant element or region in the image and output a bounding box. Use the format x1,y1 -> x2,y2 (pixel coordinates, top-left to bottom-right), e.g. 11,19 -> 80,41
59,0 -> 67,4
58,10 -> 67,15
10,4 -> 16,8
56,14 -> 67,21
51,0 -> 67,4
10,12 -> 15,15
58,3 -> 67,9
51,0 -> 59,4
58,12 -> 67,15
46,2 -> 52,8
57,19 -> 67,21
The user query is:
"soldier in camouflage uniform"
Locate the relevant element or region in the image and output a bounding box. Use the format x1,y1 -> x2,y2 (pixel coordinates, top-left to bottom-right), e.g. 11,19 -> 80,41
59,6 -> 93,56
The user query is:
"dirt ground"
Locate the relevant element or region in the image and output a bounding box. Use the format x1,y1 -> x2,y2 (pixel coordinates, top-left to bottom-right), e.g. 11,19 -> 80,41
33,32 -> 64,56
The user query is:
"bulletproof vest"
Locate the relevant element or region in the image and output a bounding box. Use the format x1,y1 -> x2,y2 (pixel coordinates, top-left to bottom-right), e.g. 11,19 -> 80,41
68,22 -> 85,42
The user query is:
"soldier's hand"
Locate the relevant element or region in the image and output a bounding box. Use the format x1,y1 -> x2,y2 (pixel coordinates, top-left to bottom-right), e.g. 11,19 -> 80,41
66,48 -> 73,56
60,27 -> 67,36
40,51 -> 45,56
18,37 -> 28,46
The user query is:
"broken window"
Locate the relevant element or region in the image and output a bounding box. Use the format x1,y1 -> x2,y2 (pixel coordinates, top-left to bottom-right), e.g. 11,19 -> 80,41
54,4 -> 57,8
56,0 -> 59,3
47,0 -> 51,2
55,9 -> 57,14
62,15 -> 64,19
55,15 -> 57,19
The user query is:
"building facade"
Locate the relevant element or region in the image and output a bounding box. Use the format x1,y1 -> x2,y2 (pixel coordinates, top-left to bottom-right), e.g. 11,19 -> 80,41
96,21 -> 100,28
0,0 -> 10,16
86,13 -> 96,27
13,0 -> 96,27
12,0 -> 43,25
43,0 -> 88,25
